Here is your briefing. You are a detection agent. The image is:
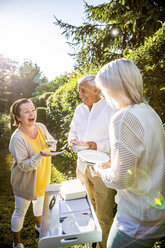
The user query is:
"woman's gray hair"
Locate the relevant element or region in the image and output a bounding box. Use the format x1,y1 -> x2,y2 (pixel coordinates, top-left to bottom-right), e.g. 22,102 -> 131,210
78,75 -> 96,86
96,58 -> 145,104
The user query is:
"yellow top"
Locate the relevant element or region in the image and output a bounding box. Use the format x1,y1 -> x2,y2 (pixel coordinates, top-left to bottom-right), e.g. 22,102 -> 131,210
21,126 -> 51,197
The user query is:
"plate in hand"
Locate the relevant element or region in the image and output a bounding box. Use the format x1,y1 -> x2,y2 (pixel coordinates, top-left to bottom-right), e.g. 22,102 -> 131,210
78,150 -> 109,164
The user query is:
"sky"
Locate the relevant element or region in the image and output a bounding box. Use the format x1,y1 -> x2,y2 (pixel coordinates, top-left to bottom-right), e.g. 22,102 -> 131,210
0,0 -> 109,81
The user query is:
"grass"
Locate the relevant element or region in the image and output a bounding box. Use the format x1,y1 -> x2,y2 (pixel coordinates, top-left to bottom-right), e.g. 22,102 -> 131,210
0,149 -> 165,248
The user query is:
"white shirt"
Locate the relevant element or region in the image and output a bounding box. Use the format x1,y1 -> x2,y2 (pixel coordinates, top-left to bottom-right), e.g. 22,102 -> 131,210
100,103 -> 165,234
68,98 -> 116,174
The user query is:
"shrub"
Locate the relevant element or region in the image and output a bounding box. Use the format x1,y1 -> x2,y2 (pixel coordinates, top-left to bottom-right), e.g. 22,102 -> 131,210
125,23 -> 165,123
0,113 -> 11,149
31,92 -> 53,108
36,107 -> 47,125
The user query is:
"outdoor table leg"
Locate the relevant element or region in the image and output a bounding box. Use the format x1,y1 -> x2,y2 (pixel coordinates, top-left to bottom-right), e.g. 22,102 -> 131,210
85,243 -> 92,248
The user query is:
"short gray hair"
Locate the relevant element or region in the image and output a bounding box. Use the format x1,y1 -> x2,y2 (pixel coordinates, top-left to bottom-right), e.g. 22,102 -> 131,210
96,58 -> 145,104
78,75 -> 96,86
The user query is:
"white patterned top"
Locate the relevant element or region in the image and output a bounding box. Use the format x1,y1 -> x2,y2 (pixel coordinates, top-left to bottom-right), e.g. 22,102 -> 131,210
101,103 -> 165,225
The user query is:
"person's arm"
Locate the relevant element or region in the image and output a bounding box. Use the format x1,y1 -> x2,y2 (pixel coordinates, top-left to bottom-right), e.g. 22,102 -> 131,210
96,145 -> 138,189
9,137 -> 43,172
94,112 -> 145,189
10,137 -> 59,172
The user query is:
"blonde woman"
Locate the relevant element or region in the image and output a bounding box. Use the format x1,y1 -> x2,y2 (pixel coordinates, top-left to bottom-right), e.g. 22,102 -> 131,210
9,98 -> 59,248
94,58 -> 165,247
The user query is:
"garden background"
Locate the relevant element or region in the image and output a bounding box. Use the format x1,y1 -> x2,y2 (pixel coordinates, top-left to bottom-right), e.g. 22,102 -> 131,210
0,1 -> 165,247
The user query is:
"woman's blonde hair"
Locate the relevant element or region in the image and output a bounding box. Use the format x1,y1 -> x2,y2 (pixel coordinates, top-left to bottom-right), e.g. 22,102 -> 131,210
96,58 -> 145,104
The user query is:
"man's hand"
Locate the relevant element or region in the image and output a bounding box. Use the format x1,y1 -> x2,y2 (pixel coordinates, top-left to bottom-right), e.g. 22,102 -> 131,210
69,139 -> 76,152
40,151 -> 60,157
86,141 -> 97,150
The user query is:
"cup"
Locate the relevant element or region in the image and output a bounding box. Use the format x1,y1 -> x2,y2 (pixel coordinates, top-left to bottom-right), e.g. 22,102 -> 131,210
46,139 -> 57,152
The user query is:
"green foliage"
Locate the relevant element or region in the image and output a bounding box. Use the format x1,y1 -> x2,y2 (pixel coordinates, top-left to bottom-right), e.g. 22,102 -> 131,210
46,74 -> 80,140
36,107 -> 47,125
124,23 -> 165,122
54,0 -> 165,67
13,60 -> 46,99
52,150 -> 78,179
0,54 -> 17,112
33,74 -> 68,97
51,162 -> 72,183
0,113 -> 11,149
31,92 -> 53,108
46,73 -> 82,172
0,56 -> 47,113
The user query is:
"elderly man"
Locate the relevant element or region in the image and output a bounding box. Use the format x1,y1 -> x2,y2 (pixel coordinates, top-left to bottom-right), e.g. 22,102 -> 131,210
68,75 -> 116,248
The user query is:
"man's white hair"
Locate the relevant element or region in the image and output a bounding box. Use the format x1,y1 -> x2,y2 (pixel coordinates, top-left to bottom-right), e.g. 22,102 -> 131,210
78,75 -> 95,86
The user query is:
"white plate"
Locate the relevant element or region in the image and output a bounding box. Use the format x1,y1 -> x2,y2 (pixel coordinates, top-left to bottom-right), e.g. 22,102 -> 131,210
62,214 -> 95,234
78,150 -> 109,164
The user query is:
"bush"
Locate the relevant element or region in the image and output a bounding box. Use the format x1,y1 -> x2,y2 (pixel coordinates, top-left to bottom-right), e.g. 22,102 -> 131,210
36,107 -> 47,125
31,92 -> 53,108
0,113 -> 11,149
125,23 -> 165,123
46,74 -> 81,144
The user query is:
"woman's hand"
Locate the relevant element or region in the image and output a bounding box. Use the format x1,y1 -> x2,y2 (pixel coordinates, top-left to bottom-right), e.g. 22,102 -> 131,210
93,160 -> 111,177
40,151 -> 60,157
100,160 -> 111,169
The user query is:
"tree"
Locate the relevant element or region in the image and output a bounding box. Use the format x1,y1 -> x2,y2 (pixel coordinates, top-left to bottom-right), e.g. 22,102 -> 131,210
33,74 -> 68,97
18,60 -> 46,98
125,23 -> 165,122
54,0 -> 165,67
8,60 -> 47,108
0,54 -> 17,112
